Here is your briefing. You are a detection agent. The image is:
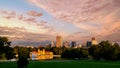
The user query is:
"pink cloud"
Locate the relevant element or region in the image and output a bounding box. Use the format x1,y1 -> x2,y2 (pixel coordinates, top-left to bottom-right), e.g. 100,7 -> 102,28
3,16 -> 12,19
0,10 -> 8,14
27,10 -> 43,17
38,20 -> 47,26
28,0 -> 120,41
17,14 -> 23,20
0,10 -> 57,37
28,0 -> 115,22
0,26 -> 55,42
23,17 -> 36,23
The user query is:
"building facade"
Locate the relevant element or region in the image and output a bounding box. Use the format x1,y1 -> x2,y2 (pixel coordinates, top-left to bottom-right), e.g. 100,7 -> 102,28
30,49 -> 53,60
56,35 -> 63,47
91,37 -> 98,45
87,41 -> 92,47
71,41 -> 76,47
63,41 -> 69,48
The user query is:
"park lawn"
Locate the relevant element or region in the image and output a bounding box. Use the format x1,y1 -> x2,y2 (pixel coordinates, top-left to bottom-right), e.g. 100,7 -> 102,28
0,60 -> 120,68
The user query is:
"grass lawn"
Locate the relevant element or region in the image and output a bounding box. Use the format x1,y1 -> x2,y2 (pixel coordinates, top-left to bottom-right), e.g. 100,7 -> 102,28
0,60 -> 120,68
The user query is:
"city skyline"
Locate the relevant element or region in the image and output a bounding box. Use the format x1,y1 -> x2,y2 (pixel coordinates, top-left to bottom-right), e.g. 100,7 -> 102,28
0,0 -> 120,46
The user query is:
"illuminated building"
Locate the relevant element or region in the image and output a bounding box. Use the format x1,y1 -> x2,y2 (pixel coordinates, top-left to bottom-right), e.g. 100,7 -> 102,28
56,35 -> 63,47
91,37 -> 98,45
30,49 -> 53,60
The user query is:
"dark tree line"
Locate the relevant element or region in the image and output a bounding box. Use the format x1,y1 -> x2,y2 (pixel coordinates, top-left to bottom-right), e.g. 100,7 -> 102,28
89,40 -> 120,60
61,48 -> 89,59
61,40 -> 120,61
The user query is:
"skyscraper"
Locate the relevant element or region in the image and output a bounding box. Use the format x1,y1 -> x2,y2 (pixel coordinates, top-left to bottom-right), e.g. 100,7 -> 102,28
56,35 -> 63,47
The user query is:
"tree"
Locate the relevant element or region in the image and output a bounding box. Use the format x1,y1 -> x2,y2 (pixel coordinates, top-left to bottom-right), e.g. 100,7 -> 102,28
0,37 -> 8,59
17,56 -> 29,68
80,48 -> 89,59
17,47 -> 29,68
4,46 -> 15,60
88,45 -> 101,60
0,36 -> 14,60
99,40 -> 113,60
89,41 -> 120,60
50,47 -> 63,55
61,48 -> 89,59
112,43 -> 120,60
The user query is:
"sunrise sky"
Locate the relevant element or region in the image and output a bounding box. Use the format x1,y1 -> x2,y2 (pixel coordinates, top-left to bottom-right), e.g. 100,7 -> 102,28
0,0 -> 120,45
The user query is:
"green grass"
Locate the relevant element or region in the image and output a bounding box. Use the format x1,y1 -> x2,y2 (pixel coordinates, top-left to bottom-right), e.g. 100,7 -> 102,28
0,60 -> 120,68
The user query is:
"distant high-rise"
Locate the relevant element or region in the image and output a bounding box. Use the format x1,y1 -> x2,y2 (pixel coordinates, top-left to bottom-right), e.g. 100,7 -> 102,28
91,37 -> 98,45
86,41 -> 92,47
56,35 -> 63,47
63,41 -> 69,48
71,41 -> 76,47
51,41 -> 55,47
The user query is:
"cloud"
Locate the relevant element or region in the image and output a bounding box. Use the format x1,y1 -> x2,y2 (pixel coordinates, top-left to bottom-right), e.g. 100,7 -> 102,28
23,17 -> 36,23
0,10 -> 57,39
0,26 -> 55,42
0,10 -> 8,14
0,10 -> 16,19
28,0 -> 116,22
27,10 -> 43,17
0,9 -> 61,46
28,0 -> 120,41
17,14 -> 23,20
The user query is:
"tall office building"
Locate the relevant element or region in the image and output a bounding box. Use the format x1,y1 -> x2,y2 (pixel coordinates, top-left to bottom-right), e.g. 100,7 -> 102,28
56,35 -> 63,47
91,37 -> 98,45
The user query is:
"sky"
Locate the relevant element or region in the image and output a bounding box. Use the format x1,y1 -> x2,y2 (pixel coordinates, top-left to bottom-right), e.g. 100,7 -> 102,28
0,0 -> 120,46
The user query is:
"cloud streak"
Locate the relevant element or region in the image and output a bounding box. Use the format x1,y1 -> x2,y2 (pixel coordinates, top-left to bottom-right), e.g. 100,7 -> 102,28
0,26 -> 55,42
0,10 -> 57,43
28,0 -> 120,41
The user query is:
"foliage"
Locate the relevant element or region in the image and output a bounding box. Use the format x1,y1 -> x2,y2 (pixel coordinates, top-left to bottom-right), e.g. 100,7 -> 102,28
89,40 -> 120,60
88,45 -> 101,60
4,46 -> 15,60
0,36 -> 15,60
0,53 -> 6,60
17,47 -> 29,68
17,47 -> 30,58
50,47 -> 63,55
61,48 -> 89,59
61,40 -> 120,60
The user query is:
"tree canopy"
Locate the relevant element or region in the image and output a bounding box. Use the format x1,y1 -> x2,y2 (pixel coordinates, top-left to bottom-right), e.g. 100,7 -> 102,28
0,36 -> 15,60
